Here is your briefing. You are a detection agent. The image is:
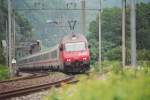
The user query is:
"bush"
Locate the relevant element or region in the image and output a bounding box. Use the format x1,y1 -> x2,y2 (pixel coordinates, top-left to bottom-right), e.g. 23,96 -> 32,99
0,48 -> 5,65
92,61 -> 122,74
138,61 -> 150,74
0,65 -> 9,80
104,47 -> 122,61
44,69 -> 150,100
138,49 -> 150,61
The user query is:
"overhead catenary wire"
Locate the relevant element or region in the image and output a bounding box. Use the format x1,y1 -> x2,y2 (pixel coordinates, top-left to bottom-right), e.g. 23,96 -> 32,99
15,8 -> 100,11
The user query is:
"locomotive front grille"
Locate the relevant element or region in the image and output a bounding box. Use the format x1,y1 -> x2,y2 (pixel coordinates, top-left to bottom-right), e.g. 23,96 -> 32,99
64,61 -> 89,67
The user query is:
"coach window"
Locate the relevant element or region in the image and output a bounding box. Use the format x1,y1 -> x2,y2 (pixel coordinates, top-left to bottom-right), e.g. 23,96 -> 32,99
39,56 -> 41,60
30,58 -> 33,62
27,59 -> 29,63
36,57 -> 38,61
43,54 -> 45,60
46,54 -> 48,59
38,56 -> 40,60
35,57 -> 37,61
33,57 -> 35,61
44,54 -> 46,60
44,54 -> 46,59
51,50 -> 57,59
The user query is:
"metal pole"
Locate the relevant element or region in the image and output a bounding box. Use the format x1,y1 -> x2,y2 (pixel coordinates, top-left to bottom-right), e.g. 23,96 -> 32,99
8,0 -> 12,77
99,0 -> 102,64
5,20 -> 8,66
13,11 -> 16,58
122,0 -> 126,67
80,0 -> 86,34
130,0 -> 136,67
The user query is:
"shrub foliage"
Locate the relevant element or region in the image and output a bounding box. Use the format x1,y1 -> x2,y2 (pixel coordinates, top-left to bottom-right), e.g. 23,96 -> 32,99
0,65 -> 9,80
45,67 -> 150,100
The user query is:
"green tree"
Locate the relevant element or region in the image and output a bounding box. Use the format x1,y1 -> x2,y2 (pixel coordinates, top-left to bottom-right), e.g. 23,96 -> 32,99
88,7 -> 122,63
88,3 -> 150,64
0,0 -> 34,65
136,3 -> 150,50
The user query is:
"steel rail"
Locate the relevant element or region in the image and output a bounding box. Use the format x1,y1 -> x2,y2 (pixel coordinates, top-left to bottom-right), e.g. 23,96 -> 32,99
0,76 -> 77,99
0,74 -> 48,83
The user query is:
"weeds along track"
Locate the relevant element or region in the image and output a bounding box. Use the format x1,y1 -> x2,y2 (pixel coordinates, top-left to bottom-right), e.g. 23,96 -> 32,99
0,73 -> 78,99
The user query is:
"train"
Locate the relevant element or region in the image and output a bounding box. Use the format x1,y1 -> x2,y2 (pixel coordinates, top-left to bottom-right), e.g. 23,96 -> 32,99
17,34 -> 90,73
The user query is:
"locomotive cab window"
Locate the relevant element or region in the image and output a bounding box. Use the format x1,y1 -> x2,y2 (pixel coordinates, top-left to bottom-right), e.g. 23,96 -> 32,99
65,42 -> 86,52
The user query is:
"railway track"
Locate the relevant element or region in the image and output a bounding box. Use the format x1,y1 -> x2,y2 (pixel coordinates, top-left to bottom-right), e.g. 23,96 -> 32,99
0,73 -> 78,99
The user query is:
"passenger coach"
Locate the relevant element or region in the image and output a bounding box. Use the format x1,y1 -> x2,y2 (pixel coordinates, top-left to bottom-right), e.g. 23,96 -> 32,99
17,34 -> 90,73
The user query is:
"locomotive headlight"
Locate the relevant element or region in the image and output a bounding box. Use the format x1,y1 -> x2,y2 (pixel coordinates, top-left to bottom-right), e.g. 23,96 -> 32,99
66,58 -> 71,62
83,57 -> 87,60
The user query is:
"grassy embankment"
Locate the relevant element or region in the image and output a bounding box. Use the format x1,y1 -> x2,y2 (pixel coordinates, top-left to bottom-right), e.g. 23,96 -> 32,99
44,61 -> 150,100
0,65 -> 9,81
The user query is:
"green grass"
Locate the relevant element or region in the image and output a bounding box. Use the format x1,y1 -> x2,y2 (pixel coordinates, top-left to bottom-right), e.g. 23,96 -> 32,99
91,61 -> 122,74
44,66 -> 150,100
0,65 -> 9,80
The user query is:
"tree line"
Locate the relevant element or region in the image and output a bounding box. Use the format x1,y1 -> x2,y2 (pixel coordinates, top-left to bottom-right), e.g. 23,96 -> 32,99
0,0 -> 33,65
88,2 -> 150,64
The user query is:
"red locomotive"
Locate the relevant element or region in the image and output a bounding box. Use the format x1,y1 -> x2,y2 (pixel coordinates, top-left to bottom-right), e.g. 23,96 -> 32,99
17,34 -> 90,73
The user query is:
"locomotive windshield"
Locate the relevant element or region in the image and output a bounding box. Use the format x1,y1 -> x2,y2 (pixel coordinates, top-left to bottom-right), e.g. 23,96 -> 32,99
65,42 -> 86,51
